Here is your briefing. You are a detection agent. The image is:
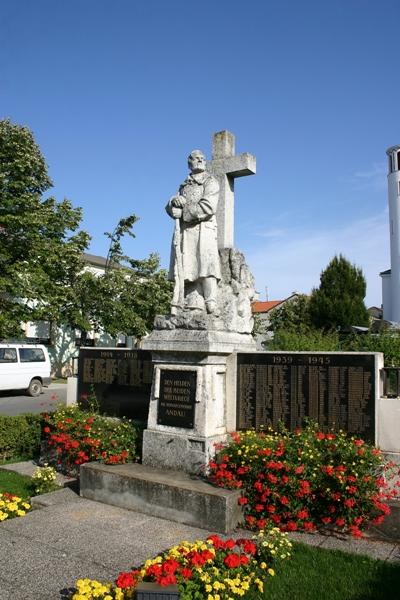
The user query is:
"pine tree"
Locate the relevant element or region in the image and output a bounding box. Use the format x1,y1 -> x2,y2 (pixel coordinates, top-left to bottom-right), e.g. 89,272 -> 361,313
309,255 -> 369,331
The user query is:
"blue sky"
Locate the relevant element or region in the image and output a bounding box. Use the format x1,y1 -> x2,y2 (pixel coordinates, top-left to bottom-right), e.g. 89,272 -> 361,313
1,0 -> 399,307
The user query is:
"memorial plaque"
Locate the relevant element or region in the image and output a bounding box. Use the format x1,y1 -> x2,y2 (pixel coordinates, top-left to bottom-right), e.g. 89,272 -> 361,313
158,370 -> 197,428
237,353 -> 375,442
77,348 -> 153,420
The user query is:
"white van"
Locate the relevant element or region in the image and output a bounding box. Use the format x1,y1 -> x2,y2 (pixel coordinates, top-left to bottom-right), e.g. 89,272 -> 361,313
0,344 -> 52,396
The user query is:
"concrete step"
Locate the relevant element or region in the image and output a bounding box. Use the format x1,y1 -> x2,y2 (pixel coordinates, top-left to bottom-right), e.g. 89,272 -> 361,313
80,462 -> 243,533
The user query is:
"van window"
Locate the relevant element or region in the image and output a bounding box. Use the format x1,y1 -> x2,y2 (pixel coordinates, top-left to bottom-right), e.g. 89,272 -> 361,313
0,348 -> 17,363
19,348 -> 46,363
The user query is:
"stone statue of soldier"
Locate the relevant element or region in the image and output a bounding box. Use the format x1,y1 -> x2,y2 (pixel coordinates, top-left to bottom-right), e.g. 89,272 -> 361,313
166,149 -> 221,314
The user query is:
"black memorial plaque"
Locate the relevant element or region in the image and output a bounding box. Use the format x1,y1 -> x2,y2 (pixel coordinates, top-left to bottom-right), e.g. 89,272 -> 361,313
237,353 -> 375,442
77,348 -> 152,420
158,370 -> 197,429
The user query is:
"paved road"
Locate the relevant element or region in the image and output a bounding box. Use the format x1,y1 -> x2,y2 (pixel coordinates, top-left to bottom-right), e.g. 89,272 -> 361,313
0,383 -> 67,416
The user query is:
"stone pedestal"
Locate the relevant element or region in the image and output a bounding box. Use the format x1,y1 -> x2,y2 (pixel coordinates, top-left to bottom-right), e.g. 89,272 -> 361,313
142,329 -> 255,474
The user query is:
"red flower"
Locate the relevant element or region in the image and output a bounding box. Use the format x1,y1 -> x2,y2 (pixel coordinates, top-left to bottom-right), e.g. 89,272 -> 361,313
43,426 -> 51,434
159,574 -> 177,586
349,525 -> 362,538
372,515 -> 384,525
354,439 -> 364,447
286,521 -> 297,531
238,539 -> 256,555
295,465 -> 305,474
323,466 -> 334,476
180,567 -> 193,579
116,571 -> 136,589
238,496 -> 248,505
162,559 -> 179,574
344,498 -> 356,508
146,564 -> 162,577
335,518 -> 345,527
189,552 -> 206,567
224,553 -> 241,568
256,518 -> 267,529
207,535 -> 225,549
297,509 -> 309,520
258,447 -> 272,456
271,514 -> 281,523
321,517 -> 332,524
245,515 -> 256,526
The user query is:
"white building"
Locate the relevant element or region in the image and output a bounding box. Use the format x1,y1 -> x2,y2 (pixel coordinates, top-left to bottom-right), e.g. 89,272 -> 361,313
381,145 -> 400,322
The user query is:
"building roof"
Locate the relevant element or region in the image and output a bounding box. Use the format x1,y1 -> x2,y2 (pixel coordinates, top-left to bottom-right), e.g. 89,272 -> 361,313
83,253 -> 108,268
252,300 -> 284,313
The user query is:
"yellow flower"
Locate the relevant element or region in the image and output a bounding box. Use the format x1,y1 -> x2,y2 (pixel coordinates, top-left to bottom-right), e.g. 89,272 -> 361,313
268,568 -> 275,576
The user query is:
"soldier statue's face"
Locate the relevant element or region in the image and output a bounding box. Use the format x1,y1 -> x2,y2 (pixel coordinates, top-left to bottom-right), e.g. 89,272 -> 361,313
188,151 -> 206,174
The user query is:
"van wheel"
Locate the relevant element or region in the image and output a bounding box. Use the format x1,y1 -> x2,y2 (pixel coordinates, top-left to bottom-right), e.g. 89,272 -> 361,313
27,378 -> 42,397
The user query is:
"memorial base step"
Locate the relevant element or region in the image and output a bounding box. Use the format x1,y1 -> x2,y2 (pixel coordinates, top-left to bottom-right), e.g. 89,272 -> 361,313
80,462 -> 243,533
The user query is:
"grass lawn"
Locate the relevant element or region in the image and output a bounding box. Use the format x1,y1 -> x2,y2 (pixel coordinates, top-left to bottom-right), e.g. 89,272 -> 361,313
256,541 -> 400,600
0,469 -> 34,498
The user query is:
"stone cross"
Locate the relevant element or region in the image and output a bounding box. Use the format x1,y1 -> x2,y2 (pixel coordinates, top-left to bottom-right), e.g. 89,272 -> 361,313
207,130 -> 256,249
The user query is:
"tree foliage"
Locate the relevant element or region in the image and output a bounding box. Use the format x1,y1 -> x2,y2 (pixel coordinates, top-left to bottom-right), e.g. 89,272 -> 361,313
267,294 -> 312,333
308,254 -> 369,331
0,119 -> 90,338
69,216 -> 173,340
0,119 -> 172,342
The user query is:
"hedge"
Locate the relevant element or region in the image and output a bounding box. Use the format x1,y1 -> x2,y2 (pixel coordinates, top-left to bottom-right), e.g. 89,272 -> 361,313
0,414 -> 43,462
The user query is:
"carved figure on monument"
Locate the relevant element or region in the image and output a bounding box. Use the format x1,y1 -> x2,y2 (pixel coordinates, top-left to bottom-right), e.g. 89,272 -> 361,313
166,150 -> 221,315
153,131 -> 257,336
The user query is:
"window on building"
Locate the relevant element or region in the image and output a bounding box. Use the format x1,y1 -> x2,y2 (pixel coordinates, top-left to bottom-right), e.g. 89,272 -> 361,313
397,151 -> 400,171
19,348 -> 45,362
0,348 -> 17,363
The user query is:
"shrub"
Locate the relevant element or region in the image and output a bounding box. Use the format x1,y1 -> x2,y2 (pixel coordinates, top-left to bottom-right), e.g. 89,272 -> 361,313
0,414 -> 43,461
207,423 -> 399,537
31,464 -> 59,495
70,528 -> 291,599
42,406 -> 138,475
266,328 -> 340,351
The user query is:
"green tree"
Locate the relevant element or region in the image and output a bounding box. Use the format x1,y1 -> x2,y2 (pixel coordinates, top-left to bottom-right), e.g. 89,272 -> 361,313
308,255 -> 370,331
0,119 -> 90,338
68,215 -> 173,341
267,294 -> 312,333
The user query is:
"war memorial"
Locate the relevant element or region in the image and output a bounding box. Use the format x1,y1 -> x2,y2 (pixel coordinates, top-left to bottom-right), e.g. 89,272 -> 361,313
78,131 -> 394,533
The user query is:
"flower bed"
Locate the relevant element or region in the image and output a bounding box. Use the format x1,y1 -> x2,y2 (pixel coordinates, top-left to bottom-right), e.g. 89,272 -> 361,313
0,492 -> 30,521
207,423 -> 399,537
71,528 -> 291,599
41,406 -> 138,476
